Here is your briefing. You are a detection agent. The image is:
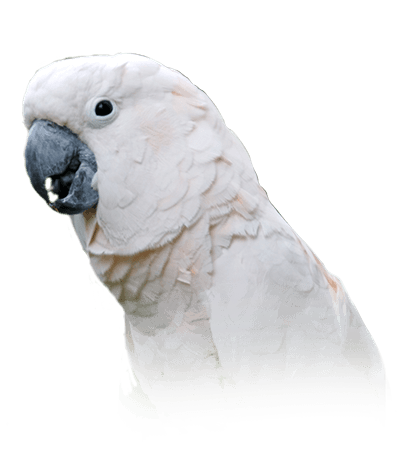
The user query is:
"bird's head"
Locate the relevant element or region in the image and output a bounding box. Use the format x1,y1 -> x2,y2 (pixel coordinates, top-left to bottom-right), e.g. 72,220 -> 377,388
23,54 -> 244,251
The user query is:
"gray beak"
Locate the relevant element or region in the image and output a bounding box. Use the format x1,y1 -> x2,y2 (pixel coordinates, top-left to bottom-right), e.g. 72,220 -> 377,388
25,120 -> 99,215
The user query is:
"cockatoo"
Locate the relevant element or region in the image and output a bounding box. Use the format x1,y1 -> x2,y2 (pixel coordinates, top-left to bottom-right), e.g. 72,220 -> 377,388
23,54 -> 384,419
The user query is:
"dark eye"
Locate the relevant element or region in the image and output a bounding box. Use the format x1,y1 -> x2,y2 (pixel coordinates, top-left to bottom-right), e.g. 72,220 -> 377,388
95,100 -> 113,116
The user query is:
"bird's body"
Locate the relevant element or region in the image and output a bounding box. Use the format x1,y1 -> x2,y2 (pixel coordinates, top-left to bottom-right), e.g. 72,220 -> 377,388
23,54 -> 384,418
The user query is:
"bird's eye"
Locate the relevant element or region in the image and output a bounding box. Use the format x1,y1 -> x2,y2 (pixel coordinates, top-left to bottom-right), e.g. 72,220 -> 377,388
86,97 -> 118,128
95,100 -> 113,116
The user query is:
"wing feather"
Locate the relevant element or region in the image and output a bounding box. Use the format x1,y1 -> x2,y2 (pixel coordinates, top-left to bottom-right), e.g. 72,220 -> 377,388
207,213 -> 383,411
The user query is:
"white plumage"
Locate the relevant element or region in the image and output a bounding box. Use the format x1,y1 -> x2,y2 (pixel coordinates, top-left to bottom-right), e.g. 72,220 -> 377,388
23,54 -> 384,419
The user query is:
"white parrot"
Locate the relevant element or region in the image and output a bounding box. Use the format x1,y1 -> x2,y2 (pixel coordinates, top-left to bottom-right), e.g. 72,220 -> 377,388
23,54 -> 384,419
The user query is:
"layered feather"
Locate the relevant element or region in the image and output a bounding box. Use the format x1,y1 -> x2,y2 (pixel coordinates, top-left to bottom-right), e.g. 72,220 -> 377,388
24,54 -> 385,416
